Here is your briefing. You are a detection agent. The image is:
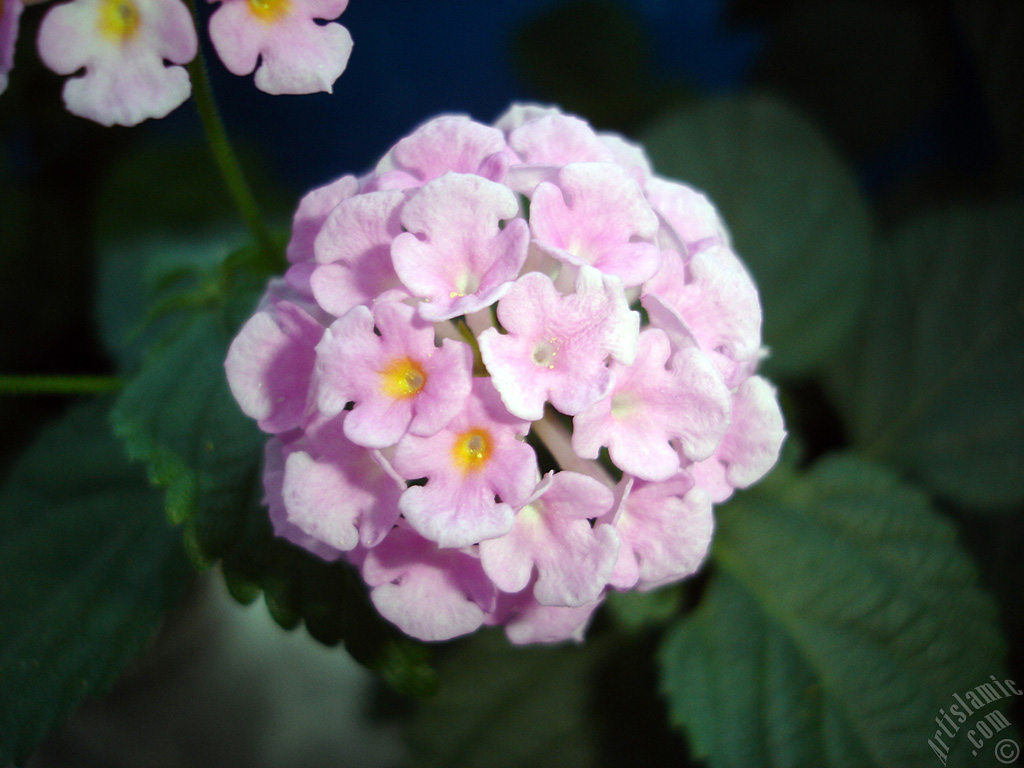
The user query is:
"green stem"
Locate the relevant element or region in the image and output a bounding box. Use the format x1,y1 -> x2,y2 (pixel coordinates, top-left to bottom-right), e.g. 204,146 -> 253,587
184,7 -> 280,274
531,410 -> 615,485
0,375 -> 123,396
453,318 -> 488,376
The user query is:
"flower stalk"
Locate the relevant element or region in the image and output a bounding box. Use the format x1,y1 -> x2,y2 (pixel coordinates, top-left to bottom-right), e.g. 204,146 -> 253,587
0,375 -> 123,395
184,0 -> 280,274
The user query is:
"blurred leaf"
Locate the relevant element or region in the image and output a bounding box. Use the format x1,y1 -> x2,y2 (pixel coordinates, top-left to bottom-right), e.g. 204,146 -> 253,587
660,454 -> 1008,767
828,202 -> 1024,509
0,401 -> 191,765
604,584 -> 682,633
408,629 -> 603,768
96,228 -> 248,372
641,94 -> 873,378
94,137 -> 292,246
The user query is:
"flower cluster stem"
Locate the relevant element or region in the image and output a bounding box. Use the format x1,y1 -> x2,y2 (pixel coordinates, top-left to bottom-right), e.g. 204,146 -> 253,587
185,3 -> 280,275
452,318 -> 488,376
532,410 -> 615,486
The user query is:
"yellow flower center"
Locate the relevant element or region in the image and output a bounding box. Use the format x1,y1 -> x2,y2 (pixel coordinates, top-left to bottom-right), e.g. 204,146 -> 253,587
452,429 -> 492,473
247,0 -> 292,23
380,358 -> 426,399
449,273 -> 479,300
97,0 -> 141,41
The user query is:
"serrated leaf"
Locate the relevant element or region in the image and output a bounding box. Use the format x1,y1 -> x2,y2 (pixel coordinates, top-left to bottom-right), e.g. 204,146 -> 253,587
829,202 -> 1024,509
0,401 -> 191,765
110,305 -> 266,541
659,455 -> 1009,768
640,95 -> 873,378
407,629 -> 603,768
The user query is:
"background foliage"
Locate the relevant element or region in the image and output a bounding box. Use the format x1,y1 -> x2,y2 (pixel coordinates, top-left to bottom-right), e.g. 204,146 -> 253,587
1,0 -> 1021,766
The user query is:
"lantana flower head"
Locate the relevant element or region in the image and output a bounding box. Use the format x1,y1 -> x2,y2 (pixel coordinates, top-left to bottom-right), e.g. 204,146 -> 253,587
226,103 -> 786,645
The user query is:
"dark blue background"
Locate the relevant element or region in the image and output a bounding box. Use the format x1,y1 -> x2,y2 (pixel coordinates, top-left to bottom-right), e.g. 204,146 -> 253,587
198,0 -> 763,191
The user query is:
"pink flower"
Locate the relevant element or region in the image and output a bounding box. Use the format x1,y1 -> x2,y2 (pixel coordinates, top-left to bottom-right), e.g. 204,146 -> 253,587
37,0 -> 197,126
478,266 -> 638,421
285,174 -> 359,264
372,115 -> 512,190
314,300 -> 474,448
279,412 -> 404,551
479,471 -> 619,607
362,523 -> 497,642
310,189 -> 410,317
488,589 -> 603,645
507,113 -> 617,166
226,103 -> 785,645
530,162 -> 662,287
644,244 -> 762,388
645,176 -> 728,255
391,172 -> 530,321
264,436 -> 347,562
207,0 -> 352,95
692,375 -> 786,503
572,328 -> 732,481
392,378 -> 538,549
604,475 -> 714,591
0,0 -> 23,96
225,283 -> 325,434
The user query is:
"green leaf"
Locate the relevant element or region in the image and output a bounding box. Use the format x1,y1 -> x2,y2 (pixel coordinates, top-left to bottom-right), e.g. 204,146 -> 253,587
0,401 -> 191,765
829,202 -> 1024,509
640,95 -> 874,378
659,455 -> 1009,768
96,228 -> 248,372
407,629 -> 603,768
110,302 -> 266,542
604,583 -> 683,633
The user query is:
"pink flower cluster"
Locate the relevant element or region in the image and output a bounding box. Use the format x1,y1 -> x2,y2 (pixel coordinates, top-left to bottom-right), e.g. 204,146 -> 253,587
226,105 -> 786,644
1,0 -> 352,125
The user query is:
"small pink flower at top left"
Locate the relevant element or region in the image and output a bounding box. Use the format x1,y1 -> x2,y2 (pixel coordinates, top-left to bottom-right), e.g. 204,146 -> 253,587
37,0 -> 198,126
